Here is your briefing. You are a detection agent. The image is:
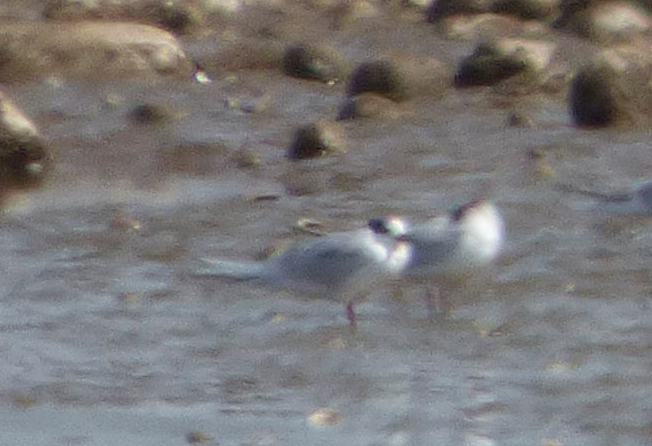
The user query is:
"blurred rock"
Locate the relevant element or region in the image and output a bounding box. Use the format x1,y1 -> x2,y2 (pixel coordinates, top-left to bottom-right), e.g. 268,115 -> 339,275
553,0 -> 651,41
492,0 -> 559,19
129,103 -> 177,125
569,42 -> 652,127
505,110 -> 535,127
569,63 -> 617,127
427,0 -> 494,21
427,0 -> 559,20
186,431 -> 215,444
287,121 -> 347,160
283,43 -> 348,83
0,21 -> 194,83
455,38 -> 556,88
44,0 -> 207,35
348,55 -> 451,101
436,12 -> 543,39
337,93 -> 407,120
0,90 -> 51,192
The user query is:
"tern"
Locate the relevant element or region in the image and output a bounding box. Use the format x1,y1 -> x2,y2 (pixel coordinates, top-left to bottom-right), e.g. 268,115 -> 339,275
373,200 -> 505,317
195,217 -> 411,328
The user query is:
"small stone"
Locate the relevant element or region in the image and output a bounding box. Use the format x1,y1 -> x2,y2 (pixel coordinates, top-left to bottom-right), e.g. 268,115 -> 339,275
348,60 -> 408,101
283,43 -> 346,83
505,111 -> 534,127
294,218 -> 326,235
287,121 -> 347,160
141,0 -> 206,35
348,55 -> 451,101
337,93 -> 406,120
232,149 -> 261,169
186,431 -> 214,444
129,103 -> 176,125
569,64 -> 617,127
110,214 -> 142,232
455,38 -> 556,88
307,408 -> 342,427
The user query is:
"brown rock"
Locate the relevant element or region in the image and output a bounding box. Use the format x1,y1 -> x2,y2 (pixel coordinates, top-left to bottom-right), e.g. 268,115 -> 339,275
337,93 -> 407,120
428,0 -> 559,21
492,0 -> 559,19
283,43 -> 348,84
0,90 -> 51,192
455,38 -> 557,89
287,121 -> 347,160
129,103 -> 177,125
44,0 -> 207,35
553,0 -> 651,41
348,55 -> 451,101
427,0 -> 494,21
569,42 -> 652,127
0,21 -> 194,83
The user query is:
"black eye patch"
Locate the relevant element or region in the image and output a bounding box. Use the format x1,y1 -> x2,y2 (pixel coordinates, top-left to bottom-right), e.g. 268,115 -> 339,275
367,218 -> 389,234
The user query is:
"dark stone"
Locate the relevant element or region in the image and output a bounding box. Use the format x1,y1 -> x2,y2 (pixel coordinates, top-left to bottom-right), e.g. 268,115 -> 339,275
283,43 -> 344,83
427,0 -> 493,21
287,121 -> 346,160
569,65 -> 617,127
0,136 -> 51,189
455,42 -> 527,87
337,93 -> 405,120
348,60 -> 407,100
129,103 -> 175,125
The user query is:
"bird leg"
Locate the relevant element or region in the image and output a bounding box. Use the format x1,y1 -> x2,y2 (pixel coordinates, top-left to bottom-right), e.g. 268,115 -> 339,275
425,286 -> 451,322
346,300 -> 358,330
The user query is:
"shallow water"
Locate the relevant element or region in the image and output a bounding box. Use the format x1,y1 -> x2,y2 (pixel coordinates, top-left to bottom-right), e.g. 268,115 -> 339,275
3,10 -> 652,446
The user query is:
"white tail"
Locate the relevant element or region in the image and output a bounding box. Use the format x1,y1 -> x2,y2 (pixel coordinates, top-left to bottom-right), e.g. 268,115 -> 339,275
194,258 -> 267,281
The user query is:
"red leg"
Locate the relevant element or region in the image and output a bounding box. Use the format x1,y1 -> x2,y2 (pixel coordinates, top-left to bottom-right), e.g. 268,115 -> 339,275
346,301 -> 357,329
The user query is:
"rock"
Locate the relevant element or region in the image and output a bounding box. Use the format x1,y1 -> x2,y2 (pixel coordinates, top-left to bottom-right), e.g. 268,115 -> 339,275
287,121 -> 347,160
505,110 -> 535,127
337,93 -> 407,120
428,0 -> 558,20
140,0 -> 206,34
553,0 -> 651,41
348,55 -> 451,101
492,0 -> 559,19
427,0 -> 494,21
436,13 -> 543,40
569,63 -> 617,127
129,103 -> 177,125
569,44 -> 652,127
283,43 -> 347,84
44,0 -> 207,35
455,38 -> 557,88
0,21 -> 194,83
0,90 -> 51,191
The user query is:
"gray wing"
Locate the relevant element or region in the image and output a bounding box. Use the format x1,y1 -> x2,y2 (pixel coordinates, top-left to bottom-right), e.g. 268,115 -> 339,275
272,232 -> 383,290
403,225 -> 460,273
